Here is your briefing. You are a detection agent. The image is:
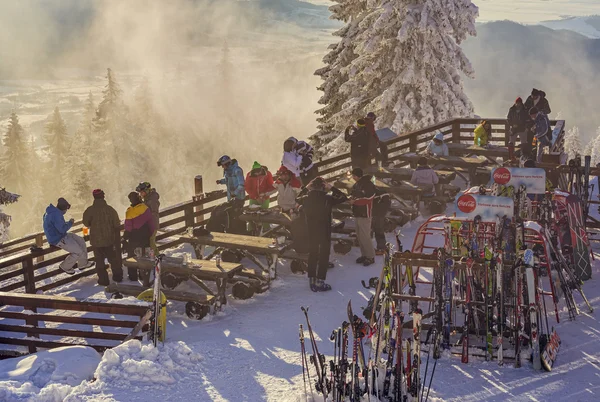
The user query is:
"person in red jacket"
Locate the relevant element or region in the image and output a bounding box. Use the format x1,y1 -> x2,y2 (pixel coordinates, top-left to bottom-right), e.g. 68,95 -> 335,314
245,161 -> 275,233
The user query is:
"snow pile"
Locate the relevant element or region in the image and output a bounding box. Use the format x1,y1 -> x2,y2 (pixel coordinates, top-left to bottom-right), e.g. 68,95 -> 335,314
0,345 -> 101,402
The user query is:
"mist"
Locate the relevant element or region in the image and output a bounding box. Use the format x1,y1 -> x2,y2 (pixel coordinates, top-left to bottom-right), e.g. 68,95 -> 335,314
0,0 -> 329,237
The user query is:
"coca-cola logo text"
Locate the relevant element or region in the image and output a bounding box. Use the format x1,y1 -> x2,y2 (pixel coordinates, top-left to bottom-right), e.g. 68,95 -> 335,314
457,194 -> 477,213
493,167 -> 511,185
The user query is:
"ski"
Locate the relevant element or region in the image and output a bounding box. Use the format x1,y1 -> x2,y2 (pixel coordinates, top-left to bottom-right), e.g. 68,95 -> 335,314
496,251 -> 504,366
301,306 -> 328,401
461,257 -> 474,364
409,308 -> 422,400
524,250 -> 541,370
150,254 -> 165,347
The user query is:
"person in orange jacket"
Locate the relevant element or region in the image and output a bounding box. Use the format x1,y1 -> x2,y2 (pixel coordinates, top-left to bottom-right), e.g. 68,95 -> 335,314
245,161 -> 275,232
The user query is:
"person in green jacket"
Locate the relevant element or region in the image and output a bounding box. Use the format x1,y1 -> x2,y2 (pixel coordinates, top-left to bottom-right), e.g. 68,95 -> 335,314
473,120 -> 491,147
82,189 -> 122,285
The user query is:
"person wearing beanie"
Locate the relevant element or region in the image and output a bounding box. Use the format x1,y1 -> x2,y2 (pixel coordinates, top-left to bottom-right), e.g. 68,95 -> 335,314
297,177 -> 347,292
350,167 -> 377,265
275,165 -> 302,213
425,132 -> 449,157
281,137 -> 302,177
473,120 -> 491,147
136,182 -> 160,256
524,88 -> 551,115
123,191 -> 156,282
245,161 -> 275,233
507,97 -> 530,146
82,189 -> 123,285
364,112 -> 384,165
345,118 -> 372,169
529,106 -> 552,162
410,157 -> 439,196
43,197 -> 94,275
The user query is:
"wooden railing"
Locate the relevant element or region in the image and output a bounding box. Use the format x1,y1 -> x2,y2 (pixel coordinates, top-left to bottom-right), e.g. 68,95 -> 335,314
0,117 -> 565,295
0,292 -> 150,355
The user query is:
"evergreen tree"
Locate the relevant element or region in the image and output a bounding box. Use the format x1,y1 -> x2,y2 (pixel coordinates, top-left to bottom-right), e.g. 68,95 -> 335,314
588,127 -> 600,166
320,0 -> 478,151
312,0 -> 367,152
0,112 -> 30,195
564,125 -> 583,161
44,106 -> 69,184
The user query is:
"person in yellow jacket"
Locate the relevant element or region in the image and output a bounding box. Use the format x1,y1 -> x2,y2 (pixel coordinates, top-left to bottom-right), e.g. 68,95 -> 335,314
473,120 -> 492,147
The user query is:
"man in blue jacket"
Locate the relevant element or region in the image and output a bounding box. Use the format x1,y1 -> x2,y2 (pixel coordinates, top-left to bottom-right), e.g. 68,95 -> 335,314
43,197 -> 93,274
216,155 -> 246,202
529,107 -> 552,162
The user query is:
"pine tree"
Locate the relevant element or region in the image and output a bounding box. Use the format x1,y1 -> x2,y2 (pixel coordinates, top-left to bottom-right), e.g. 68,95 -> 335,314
564,126 -> 583,161
322,0 -> 478,147
44,106 -> 70,184
588,127 -> 600,166
0,112 -> 30,195
312,0 -> 367,152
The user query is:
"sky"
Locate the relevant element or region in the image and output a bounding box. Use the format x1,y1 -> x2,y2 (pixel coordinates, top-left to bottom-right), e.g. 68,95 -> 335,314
306,0 -> 600,24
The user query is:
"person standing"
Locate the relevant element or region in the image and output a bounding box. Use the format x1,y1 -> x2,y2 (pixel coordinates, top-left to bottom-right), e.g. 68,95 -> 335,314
529,107 -> 552,162
216,155 -> 246,203
82,189 -> 123,285
364,112 -> 384,165
350,168 -> 376,266
136,182 -> 160,255
295,140 -> 317,186
281,137 -> 302,178
345,119 -> 371,169
524,88 -> 551,115
43,197 -> 94,275
245,161 -> 275,233
507,97 -> 530,146
275,166 -> 302,213
123,192 -> 156,281
297,177 -> 347,292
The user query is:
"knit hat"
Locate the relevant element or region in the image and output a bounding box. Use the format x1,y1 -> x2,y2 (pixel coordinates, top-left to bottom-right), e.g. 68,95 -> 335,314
366,112 -> 376,119
56,197 -> 71,211
529,107 -> 539,116
92,189 -> 105,199
515,97 -> 523,104
252,161 -> 262,170
351,167 -> 364,178
277,165 -> 291,176
531,88 -> 540,96
128,191 -> 141,205
356,118 -> 366,127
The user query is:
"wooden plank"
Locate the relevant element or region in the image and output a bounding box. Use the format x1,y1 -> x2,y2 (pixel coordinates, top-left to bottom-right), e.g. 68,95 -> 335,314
106,283 -> 216,305
0,336 -> 115,352
0,267 -> 25,282
239,211 -> 292,227
36,266 -> 97,292
0,323 -> 129,341
123,256 -> 243,278
181,232 -> 288,255
0,311 -> 141,328
0,291 -> 150,316
123,309 -> 153,343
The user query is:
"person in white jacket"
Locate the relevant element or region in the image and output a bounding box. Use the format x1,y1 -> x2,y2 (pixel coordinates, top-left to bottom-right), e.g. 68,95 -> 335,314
281,137 -> 302,177
410,157 -> 439,196
425,132 -> 449,157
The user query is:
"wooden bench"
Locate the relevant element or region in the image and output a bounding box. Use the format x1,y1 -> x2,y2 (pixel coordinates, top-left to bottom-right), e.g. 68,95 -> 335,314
122,256 -> 243,307
106,283 -> 215,320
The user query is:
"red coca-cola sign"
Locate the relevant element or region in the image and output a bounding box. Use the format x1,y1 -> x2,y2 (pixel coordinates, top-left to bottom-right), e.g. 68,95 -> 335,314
493,167 -> 511,185
457,194 -> 477,213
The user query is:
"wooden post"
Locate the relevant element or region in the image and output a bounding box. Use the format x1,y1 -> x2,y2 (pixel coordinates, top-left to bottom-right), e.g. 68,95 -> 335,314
409,135 -> 417,152
35,234 -> 44,263
194,175 -> 204,225
452,120 -> 461,144
184,205 -> 195,230
22,256 -> 38,353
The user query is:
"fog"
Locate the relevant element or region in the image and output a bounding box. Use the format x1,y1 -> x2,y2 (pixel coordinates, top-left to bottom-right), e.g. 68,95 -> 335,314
0,0 -> 328,236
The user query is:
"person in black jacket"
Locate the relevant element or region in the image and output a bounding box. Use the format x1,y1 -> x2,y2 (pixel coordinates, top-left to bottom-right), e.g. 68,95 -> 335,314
507,97 -> 530,146
297,177 -> 348,292
345,119 -> 371,169
350,168 -> 377,266
524,89 -> 551,115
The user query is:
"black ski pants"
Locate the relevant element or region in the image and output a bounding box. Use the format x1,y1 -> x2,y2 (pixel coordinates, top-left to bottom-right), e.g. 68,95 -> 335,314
372,213 -> 386,250
93,245 -> 122,285
307,233 -> 331,281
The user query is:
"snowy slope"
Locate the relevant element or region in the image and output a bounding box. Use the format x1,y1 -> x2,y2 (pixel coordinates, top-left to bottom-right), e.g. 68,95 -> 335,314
540,16 -> 600,38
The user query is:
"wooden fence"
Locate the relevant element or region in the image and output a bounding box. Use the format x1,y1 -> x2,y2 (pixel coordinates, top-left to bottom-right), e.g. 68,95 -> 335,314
0,117 -> 565,294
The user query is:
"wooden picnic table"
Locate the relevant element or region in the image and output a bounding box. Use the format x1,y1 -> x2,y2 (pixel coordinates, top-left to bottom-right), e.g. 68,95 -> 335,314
179,232 -> 289,283
364,166 -> 456,185
397,153 -> 488,187
446,143 -> 509,161
334,176 -> 423,198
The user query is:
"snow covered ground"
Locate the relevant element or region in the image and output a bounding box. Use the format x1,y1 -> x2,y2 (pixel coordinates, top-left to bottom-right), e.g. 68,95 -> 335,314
2,177 -> 600,401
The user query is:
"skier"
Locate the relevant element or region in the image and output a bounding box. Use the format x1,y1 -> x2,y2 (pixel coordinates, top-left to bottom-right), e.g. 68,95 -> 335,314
245,161 -> 275,232
82,189 -> 122,285
295,140 -> 317,186
136,182 -> 160,256
507,97 -> 530,146
43,197 -> 94,274
216,155 -> 246,202
425,132 -> 449,157
282,137 -> 302,177
297,177 -> 347,291
473,120 -> 492,147
275,165 -> 302,213
349,167 -> 376,266
344,119 -> 371,169
365,112 -> 384,165
123,192 -> 156,281
410,157 -> 440,196
528,107 -> 552,162
524,88 -> 551,115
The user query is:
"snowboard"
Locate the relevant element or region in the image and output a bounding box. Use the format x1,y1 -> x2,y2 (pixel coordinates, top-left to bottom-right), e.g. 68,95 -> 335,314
541,328 -> 561,372
566,194 -> 592,281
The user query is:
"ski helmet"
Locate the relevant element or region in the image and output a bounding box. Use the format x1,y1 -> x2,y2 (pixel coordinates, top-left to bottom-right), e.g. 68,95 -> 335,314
135,182 -> 151,192
217,155 -> 232,167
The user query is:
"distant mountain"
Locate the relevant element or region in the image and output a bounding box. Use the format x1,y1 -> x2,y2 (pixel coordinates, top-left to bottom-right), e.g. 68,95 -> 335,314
240,0 -> 340,29
539,15 -> 600,39
462,21 -> 600,141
